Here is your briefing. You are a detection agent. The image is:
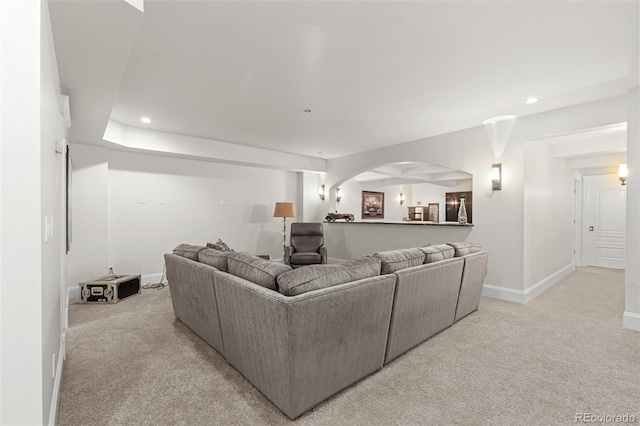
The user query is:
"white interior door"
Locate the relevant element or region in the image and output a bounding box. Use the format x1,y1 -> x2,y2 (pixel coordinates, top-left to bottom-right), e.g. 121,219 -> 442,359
584,175 -> 626,269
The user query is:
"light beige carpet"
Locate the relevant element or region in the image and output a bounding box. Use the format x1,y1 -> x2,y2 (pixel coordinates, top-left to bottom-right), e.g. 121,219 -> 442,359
57,267 -> 640,425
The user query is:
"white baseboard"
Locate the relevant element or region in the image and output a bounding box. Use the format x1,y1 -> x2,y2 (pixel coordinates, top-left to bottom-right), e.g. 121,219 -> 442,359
523,263 -> 574,304
482,263 -> 574,304
623,311 -> 640,332
67,272 -> 164,301
481,284 -> 526,304
49,341 -> 65,426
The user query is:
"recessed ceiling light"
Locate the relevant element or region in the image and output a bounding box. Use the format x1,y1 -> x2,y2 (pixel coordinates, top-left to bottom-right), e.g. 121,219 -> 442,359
140,116 -> 151,124
526,97 -> 539,104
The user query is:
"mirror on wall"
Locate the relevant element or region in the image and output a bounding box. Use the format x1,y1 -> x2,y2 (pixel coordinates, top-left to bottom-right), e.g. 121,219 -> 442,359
335,162 -> 473,223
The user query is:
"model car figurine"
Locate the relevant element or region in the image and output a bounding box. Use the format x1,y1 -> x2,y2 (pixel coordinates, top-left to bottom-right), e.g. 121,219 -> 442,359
326,211 -> 355,222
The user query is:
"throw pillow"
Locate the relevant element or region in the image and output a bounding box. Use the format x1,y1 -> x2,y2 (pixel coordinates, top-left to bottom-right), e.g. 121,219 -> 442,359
447,242 -> 481,257
277,256 -> 381,296
418,244 -> 455,263
227,252 -> 291,290
206,238 -> 233,252
173,243 -> 206,261
198,248 -> 233,272
373,248 -> 425,274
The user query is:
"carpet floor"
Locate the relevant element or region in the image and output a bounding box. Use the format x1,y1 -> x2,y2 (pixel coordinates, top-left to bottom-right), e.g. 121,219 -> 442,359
57,267 -> 639,425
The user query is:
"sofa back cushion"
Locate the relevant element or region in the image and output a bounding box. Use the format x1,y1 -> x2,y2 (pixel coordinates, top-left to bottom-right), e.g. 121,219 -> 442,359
173,243 -> 206,261
198,248 -> 233,272
290,223 -> 324,253
447,242 -> 481,257
227,252 -> 292,290
277,256 -> 381,296
418,244 -> 455,263
373,248 -> 425,274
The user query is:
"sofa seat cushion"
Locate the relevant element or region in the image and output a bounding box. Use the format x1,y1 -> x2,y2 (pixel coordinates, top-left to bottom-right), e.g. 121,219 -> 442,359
173,243 -> 206,261
447,242 -> 481,257
198,248 -> 233,272
277,256 -> 381,296
290,252 -> 322,265
373,248 -> 425,274
418,244 -> 455,263
227,252 -> 291,290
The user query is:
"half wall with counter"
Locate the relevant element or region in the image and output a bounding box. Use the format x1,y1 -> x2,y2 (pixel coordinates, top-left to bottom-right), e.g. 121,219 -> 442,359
323,220 -> 474,260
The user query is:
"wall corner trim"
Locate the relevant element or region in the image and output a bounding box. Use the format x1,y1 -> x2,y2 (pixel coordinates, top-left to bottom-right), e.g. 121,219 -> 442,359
49,342 -> 65,426
623,311 -> 640,332
482,263 -> 574,304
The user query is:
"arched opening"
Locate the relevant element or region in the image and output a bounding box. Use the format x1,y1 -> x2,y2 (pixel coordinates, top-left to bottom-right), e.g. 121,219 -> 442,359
329,161 -> 473,223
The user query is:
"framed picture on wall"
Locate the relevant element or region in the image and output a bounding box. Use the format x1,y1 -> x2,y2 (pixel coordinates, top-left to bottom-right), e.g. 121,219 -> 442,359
362,191 -> 384,219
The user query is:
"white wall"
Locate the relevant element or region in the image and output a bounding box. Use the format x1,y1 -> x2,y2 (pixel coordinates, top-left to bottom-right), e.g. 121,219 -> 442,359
523,140 -> 573,289
66,144 -> 109,287
0,1 -> 65,424
40,2 -> 65,423
323,96 -> 628,296
325,122 -> 525,292
625,87 -> 640,331
299,171 -> 323,222
333,180 -> 411,221
67,148 -> 300,287
412,181 -> 473,223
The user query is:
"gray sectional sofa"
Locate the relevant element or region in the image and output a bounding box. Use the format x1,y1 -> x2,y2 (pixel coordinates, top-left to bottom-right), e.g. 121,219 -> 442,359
165,242 -> 488,419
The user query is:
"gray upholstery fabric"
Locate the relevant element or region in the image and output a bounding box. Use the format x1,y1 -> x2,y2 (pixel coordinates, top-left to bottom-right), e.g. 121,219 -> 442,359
455,251 -> 489,322
277,256 -> 381,296
198,248 -> 232,272
172,243 -> 206,261
287,223 -> 327,267
447,241 -> 481,257
374,248 -> 425,274
207,238 -> 233,252
290,252 -> 322,264
290,223 -> 324,253
215,271 -> 396,419
164,254 -> 225,356
385,257 -> 464,364
227,252 -> 291,290
419,244 -> 455,263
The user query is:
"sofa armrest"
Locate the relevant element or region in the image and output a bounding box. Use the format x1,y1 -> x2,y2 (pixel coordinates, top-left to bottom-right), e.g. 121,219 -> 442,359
454,251 -> 489,322
214,271 -> 396,419
164,254 -> 225,356
283,245 -> 294,265
319,246 -> 327,264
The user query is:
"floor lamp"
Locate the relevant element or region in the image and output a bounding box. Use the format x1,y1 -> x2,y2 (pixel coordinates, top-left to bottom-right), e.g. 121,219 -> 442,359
273,202 -> 295,260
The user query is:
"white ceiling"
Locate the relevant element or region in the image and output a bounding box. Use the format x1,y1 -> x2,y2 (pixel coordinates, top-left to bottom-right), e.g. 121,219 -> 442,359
50,0 -> 639,160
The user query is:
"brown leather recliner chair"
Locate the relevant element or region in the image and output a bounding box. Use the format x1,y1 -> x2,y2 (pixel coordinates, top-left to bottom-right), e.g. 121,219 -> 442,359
284,222 -> 327,268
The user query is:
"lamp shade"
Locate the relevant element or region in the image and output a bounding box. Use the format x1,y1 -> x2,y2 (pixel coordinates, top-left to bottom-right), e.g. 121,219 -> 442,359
273,202 -> 295,218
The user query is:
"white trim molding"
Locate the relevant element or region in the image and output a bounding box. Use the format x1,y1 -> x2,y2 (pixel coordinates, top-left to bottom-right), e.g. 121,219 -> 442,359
49,341 -> 65,426
623,311 -> 640,332
482,263 -> 574,304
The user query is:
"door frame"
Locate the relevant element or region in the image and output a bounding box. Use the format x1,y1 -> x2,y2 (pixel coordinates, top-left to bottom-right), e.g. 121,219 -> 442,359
574,173 -> 583,266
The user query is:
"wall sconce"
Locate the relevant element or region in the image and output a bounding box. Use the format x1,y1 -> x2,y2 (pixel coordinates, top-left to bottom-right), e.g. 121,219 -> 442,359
319,184 -> 325,200
492,163 -> 502,191
619,164 -> 627,186
400,193 -> 405,205
336,188 -> 342,203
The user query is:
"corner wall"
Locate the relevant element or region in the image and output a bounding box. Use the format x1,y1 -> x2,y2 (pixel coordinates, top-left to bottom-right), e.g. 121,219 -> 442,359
323,95 -> 628,297
67,147 -> 300,289
0,1 -> 66,423
523,140 -> 574,292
